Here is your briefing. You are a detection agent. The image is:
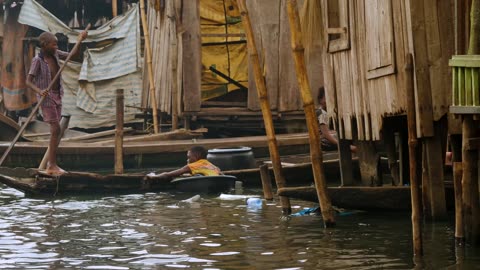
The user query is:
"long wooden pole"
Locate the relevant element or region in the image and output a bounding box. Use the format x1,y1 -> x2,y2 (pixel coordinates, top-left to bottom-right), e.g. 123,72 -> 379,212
115,89 -> 124,174
237,0 -> 291,214
0,25 -> 91,167
169,1 -> 179,130
286,0 -> 335,227
405,53 -> 423,256
140,0 -> 159,134
454,162 -> 464,244
259,164 -> 274,200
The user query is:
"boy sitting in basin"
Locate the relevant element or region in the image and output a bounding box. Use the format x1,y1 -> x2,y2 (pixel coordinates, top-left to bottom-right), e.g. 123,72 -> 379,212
147,146 -> 221,181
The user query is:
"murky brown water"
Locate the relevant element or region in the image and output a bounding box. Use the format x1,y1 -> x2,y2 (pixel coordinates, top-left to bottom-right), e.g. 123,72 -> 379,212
0,184 -> 478,269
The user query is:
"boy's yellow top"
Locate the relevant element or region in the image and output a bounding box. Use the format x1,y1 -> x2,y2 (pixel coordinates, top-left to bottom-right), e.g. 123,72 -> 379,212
187,159 -> 221,176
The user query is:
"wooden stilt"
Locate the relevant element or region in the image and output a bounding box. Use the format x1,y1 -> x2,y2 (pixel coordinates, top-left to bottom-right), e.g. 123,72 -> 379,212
423,131 -> 447,220
140,0 -> 159,134
421,144 -> 431,217
286,0 -> 335,226
259,164 -> 274,200
399,127 -> 409,186
462,116 -> 480,243
38,115 -> 70,170
338,139 -> 354,186
384,120 -> 400,185
406,53 -> 423,256
238,0 -> 292,215
357,141 -> 382,186
454,162 -> 465,244
115,89 -> 124,174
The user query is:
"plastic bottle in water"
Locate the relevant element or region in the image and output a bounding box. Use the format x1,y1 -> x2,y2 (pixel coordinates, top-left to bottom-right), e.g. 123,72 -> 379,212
246,197 -> 263,208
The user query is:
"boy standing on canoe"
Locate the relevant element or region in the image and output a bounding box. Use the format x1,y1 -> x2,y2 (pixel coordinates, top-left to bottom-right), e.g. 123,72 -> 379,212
147,146 -> 221,181
26,31 -> 87,175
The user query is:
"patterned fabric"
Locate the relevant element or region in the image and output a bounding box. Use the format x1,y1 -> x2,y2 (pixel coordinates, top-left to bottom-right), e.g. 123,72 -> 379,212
188,159 -> 221,176
28,50 -> 69,107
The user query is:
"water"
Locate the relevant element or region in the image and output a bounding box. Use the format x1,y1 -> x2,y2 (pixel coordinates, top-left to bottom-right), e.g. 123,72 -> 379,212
0,185 -> 479,269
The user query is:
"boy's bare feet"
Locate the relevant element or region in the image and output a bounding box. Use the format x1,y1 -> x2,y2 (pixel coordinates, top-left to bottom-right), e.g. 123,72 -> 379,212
45,164 -> 66,176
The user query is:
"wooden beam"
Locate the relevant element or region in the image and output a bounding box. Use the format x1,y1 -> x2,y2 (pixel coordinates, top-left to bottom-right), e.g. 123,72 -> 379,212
115,89 -> 124,174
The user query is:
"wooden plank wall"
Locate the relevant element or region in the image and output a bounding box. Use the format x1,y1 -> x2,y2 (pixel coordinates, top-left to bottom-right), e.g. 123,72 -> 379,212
246,0 -> 308,112
142,0 -> 183,115
246,0 -> 281,110
322,0 -> 453,141
406,0 -> 455,136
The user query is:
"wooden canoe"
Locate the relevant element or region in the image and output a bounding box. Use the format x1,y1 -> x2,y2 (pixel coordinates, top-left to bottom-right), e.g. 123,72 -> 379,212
0,167 -> 237,196
278,185 -> 455,211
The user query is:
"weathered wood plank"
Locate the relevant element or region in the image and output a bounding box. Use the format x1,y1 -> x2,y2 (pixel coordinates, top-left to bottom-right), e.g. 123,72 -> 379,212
182,0 -> 202,112
278,0 -> 302,112
407,0 -> 435,137
246,0 -> 280,111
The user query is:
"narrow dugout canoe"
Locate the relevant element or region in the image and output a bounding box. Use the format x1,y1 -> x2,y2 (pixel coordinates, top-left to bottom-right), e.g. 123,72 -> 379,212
277,186 -> 455,211
0,167 -> 237,196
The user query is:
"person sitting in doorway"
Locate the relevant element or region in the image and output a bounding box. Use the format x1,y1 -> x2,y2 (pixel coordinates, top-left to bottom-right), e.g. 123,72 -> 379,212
317,87 -> 357,153
147,146 -> 221,181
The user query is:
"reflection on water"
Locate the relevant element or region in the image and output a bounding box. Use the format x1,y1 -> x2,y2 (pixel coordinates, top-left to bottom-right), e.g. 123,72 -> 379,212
0,185 -> 479,269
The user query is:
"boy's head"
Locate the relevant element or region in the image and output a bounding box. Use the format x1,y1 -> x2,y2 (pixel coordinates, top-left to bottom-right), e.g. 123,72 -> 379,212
39,32 -> 58,55
187,146 -> 208,163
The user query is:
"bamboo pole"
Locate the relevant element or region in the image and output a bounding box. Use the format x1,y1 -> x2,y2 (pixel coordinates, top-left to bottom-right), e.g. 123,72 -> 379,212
0,24 -> 91,167
169,1 -> 179,130
115,89 -> 124,174
405,53 -> 423,256
259,164 -> 274,200
454,162 -> 464,244
140,0 -> 159,134
237,0 -> 291,214
112,0 -> 118,17
38,115 -> 71,170
286,0 -> 335,227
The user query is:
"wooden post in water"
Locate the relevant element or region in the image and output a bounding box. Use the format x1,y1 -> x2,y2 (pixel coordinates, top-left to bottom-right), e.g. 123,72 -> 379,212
286,0 -> 335,227
38,115 -> 71,170
454,162 -> 465,244
405,53 -> 423,256
115,89 -> 124,174
237,0 -> 291,214
259,164 -> 274,200
462,0 -> 480,244
140,0 -> 159,134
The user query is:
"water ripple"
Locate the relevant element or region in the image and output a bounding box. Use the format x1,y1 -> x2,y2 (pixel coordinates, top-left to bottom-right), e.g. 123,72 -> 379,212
0,186 -> 473,269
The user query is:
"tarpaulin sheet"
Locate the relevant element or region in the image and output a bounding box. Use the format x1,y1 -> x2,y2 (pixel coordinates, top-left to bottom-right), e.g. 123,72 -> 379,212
200,0 -> 248,100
